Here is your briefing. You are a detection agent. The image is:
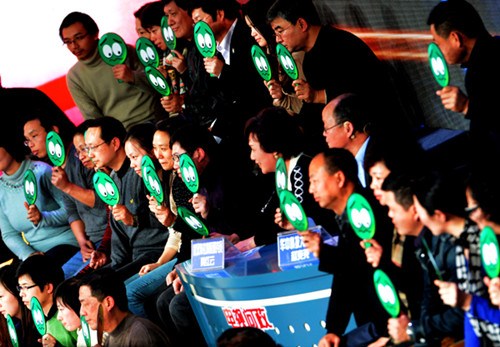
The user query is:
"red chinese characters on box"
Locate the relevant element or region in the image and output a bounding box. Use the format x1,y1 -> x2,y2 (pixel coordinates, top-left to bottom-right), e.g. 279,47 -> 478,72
222,307 -> 275,330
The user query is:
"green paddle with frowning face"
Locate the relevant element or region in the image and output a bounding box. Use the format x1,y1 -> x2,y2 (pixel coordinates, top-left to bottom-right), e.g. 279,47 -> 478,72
251,45 -> 272,81
276,43 -> 298,80
6,314 -> 19,347
346,193 -> 375,248
179,153 -> 199,194
92,171 -> 120,207
46,131 -> 66,167
177,206 -> 209,236
279,190 -> 308,232
428,42 -> 449,88
23,169 -> 37,206
136,37 -> 160,68
480,226 -> 500,279
141,155 -> 164,205
161,16 -> 177,51
30,296 -> 46,336
374,269 -> 400,318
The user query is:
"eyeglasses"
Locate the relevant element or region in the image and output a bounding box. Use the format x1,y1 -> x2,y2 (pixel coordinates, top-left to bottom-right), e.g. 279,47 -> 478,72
172,152 -> 187,163
465,205 -> 479,215
62,33 -> 89,46
17,284 -> 37,292
323,122 -> 344,133
74,148 -> 87,158
84,142 -> 107,154
273,24 -> 293,38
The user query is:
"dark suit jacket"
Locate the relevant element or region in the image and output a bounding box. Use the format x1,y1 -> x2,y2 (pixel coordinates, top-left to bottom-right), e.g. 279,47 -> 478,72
212,18 -> 273,139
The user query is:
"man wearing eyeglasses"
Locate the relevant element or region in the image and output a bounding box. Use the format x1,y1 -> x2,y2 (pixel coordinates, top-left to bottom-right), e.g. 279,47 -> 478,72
267,0 -> 411,157
16,254 -> 77,346
84,117 -> 168,282
58,11 -> 167,130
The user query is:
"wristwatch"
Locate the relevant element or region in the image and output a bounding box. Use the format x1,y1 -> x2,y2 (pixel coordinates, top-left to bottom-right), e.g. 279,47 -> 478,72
406,322 -> 415,342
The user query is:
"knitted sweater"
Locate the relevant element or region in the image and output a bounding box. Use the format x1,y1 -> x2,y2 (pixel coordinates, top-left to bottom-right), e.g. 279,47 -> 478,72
0,159 -> 78,260
66,45 -> 160,130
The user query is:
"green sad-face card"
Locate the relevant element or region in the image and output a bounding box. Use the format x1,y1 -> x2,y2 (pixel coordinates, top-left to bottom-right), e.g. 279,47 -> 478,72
193,21 -> 216,58
46,131 -> 65,167
480,226 -> 500,278
374,269 -> 400,318
179,153 -> 199,194
6,314 -> 19,347
141,155 -> 164,204
145,66 -> 171,96
275,157 -> 287,196
251,45 -> 272,81
279,190 -> 308,232
177,206 -> 209,236
30,296 -> 46,336
98,32 -> 128,66
135,37 -> 160,68
23,169 -> 37,206
346,193 -> 376,245
428,42 -> 449,88
92,171 -> 120,206
276,43 -> 298,80
161,16 -> 176,51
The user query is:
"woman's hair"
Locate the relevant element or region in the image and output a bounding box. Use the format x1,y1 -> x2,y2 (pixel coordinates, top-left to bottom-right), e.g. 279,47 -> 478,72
0,126 -> 28,162
155,117 -> 189,138
241,0 -> 276,50
54,277 -> 82,316
125,122 -> 157,154
244,106 -> 304,160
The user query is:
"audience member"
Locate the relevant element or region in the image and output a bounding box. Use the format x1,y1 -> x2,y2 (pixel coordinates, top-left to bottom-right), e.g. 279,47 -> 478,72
0,262 -> 39,347
466,169 -> 500,310
241,0 -> 304,116
59,11 -> 166,129
134,2 -> 154,39
79,267 -> 171,346
427,0 -> 500,164
321,93 -> 378,188
122,122 -> 180,320
161,0 -> 229,130
16,254 -> 77,346
240,106 -> 337,249
302,148 -> 393,346
55,277 -> 100,346
0,127 -> 79,268
267,0 -> 412,155
191,0 -> 272,141
84,117 -> 168,281
53,120 -> 110,277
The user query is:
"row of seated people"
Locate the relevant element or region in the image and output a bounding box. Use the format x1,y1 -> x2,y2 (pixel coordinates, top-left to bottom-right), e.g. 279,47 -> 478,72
3,91 -> 500,346
2,0 -> 500,345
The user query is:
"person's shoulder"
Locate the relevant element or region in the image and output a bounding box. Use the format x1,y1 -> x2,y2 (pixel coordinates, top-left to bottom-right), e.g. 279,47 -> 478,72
31,159 -> 52,174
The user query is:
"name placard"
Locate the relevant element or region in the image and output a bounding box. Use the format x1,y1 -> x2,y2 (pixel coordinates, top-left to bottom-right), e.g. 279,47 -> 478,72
277,231 -> 318,270
191,237 -> 225,272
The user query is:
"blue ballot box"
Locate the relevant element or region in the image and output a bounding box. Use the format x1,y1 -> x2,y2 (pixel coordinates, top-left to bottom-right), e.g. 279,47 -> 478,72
177,237 -> 348,346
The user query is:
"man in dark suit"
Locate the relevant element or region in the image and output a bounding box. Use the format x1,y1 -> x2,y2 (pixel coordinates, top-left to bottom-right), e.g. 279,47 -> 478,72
191,0 -> 272,139
191,0 -> 273,240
